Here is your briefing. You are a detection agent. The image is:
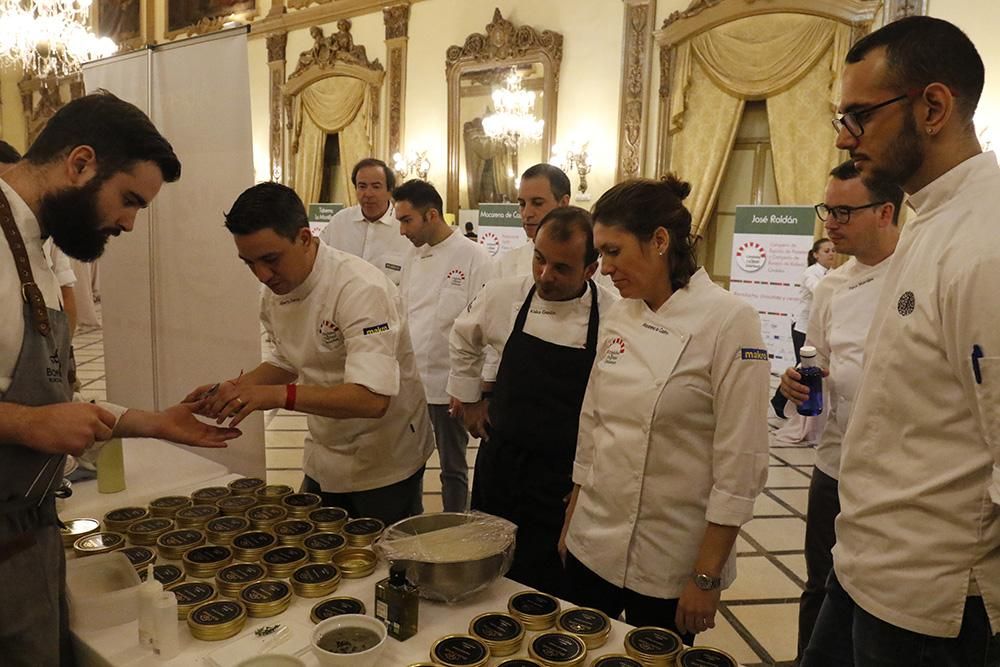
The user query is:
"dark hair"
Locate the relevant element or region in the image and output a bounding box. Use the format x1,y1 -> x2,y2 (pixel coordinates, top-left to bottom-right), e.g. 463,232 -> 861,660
224,182 -> 308,241
521,163 -> 571,201
829,159 -> 904,226
24,90 -> 180,182
391,179 -> 443,216
591,174 -> 699,291
536,206 -> 598,266
846,16 -> 983,122
351,158 -> 395,191
0,140 -> 21,164
808,238 -> 832,266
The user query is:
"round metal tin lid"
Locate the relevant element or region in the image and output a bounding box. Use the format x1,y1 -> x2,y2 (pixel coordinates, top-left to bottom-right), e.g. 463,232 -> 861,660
310,596 -> 365,623
140,564 -> 184,586
625,627 -> 682,656
274,520 -> 314,536
590,656 -> 643,667
61,518 -> 100,541
509,591 -> 560,616
247,505 -> 287,521
184,545 -> 232,564
342,518 -> 383,535
74,532 -> 126,552
239,580 -> 291,604
149,495 -> 191,509
206,516 -> 251,534
121,546 -> 155,566
104,506 -> 148,523
227,477 -> 265,492
191,486 -> 231,501
217,496 -> 257,509
281,493 -> 321,508
233,531 -> 278,549
431,634 -> 490,665
217,562 -> 266,583
176,505 -> 221,520
469,612 -> 524,643
292,563 -> 339,584
676,647 -> 738,667
128,518 -> 174,534
158,529 -> 206,547
171,581 -> 216,606
255,484 -> 294,498
308,507 -> 348,523
556,608 -> 610,636
496,661 -> 544,667
187,599 -> 245,626
304,532 -> 346,551
262,546 -> 307,564
529,632 -> 586,662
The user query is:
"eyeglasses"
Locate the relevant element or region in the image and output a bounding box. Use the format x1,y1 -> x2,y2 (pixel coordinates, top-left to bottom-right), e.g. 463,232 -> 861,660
832,89 -> 922,138
815,202 -> 888,224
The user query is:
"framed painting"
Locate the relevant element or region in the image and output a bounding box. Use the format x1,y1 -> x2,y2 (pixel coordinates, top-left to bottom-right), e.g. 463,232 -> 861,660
95,0 -> 142,49
166,0 -> 256,37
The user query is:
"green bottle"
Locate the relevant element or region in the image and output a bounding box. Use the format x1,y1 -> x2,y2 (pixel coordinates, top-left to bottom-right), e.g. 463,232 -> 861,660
96,438 -> 126,494
375,563 -> 418,641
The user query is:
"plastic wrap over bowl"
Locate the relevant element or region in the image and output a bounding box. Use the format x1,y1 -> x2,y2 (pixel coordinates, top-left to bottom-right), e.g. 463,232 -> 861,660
375,512 -> 516,603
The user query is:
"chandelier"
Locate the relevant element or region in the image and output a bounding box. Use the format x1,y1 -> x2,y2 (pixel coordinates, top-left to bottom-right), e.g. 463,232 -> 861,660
482,68 -> 544,147
0,0 -> 118,78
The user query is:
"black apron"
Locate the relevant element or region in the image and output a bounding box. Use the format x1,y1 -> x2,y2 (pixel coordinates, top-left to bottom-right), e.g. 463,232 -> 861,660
0,188 -> 76,666
471,281 -> 599,596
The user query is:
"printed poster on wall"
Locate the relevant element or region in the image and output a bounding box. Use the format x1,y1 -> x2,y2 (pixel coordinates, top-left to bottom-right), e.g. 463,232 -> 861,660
478,203 -> 526,258
730,205 -> 817,374
307,203 -> 345,237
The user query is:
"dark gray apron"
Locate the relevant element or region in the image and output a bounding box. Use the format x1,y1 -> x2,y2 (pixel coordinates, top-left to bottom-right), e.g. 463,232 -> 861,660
0,187 -> 76,667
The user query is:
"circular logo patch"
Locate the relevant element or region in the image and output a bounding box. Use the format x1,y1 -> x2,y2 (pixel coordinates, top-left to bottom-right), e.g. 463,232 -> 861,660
897,291 -> 916,316
735,241 -> 767,272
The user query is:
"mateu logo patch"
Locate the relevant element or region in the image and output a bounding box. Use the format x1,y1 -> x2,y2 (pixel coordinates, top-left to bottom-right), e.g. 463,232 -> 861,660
740,348 -> 769,361
362,322 -> 390,336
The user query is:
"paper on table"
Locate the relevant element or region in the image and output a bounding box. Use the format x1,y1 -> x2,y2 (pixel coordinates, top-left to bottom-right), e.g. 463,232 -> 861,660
202,622 -> 311,667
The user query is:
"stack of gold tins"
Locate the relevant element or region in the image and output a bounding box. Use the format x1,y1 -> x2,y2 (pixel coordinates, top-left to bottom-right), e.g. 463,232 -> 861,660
590,657 -> 642,667
148,495 -> 192,518
281,493 -> 322,519
231,531 -> 278,562
127,518 -> 175,546
73,532 -> 126,557
157,528 -> 206,561
309,596 -> 365,624
190,486 -> 231,506
140,564 -> 185,589
468,612 -> 525,657
121,546 -> 156,571
308,507 -> 348,533
290,562 -> 341,598
103,507 -> 149,532
175,505 -> 221,529
227,477 -> 265,496
60,518 -> 100,547
273,519 -> 314,546
215,562 -> 267,598
508,591 -> 561,631
304,532 -> 346,562
555,607 -> 612,650
430,635 -> 490,667
187,599 -> 247,641
247,505 -> 287,531
342,518 -> 384,547
171,581 -> 217,620
182,545 -> 234,578
623,627 -> 684,666
262,545 -> 308,578
332,547 -> 377,579
528,632 -> 588,667
238,579 -> 292,618
676,647 -> 738,667
254,484 -> 294,505
216,495 -> 257,517
497,660 -> 543,667
205,516 -> 250,546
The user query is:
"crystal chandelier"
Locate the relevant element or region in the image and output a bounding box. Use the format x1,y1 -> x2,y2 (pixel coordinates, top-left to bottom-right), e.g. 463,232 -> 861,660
482,68 -> 544,147
0,0 -> 118,78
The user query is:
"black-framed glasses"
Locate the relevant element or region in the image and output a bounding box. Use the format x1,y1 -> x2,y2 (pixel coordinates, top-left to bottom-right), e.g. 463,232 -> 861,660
832,89 -> 920,138
815,202 -> 888,224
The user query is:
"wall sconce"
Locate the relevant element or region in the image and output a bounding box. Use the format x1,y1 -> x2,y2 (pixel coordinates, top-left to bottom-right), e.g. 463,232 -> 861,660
393,150 -> 431,181
551,140 -> 593,199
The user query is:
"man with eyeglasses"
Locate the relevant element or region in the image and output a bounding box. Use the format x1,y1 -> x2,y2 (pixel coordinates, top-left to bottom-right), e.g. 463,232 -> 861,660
802,17 -> 1000,667
780,159 -> 902,664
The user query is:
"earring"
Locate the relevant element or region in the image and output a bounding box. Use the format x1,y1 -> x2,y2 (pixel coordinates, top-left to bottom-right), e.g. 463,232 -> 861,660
658,249 -> 665,256
927,127 -> 934,135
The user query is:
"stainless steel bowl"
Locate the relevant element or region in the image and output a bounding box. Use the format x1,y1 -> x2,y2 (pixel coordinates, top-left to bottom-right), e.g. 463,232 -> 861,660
378,512 -> 515,603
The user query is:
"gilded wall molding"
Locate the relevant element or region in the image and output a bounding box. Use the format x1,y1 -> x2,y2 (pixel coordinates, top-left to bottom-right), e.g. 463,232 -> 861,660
249,0 -> 426,40
617,0 -> 656,181
384,4 -> 410,162
887,0 -> 927,20
384,4 -> 410,40
267,31 -> 288,183
290,20 -> 383,78
19,74 -> 85,146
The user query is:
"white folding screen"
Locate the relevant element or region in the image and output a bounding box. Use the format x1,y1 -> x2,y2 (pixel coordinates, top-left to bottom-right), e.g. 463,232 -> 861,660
83,29 -> 265,476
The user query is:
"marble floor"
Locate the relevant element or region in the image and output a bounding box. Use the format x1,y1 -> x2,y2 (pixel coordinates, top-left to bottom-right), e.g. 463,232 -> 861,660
74,324 -> 811,667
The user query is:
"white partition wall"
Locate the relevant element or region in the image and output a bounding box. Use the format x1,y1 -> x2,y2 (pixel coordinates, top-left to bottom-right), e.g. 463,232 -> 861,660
83,30 -> 265,476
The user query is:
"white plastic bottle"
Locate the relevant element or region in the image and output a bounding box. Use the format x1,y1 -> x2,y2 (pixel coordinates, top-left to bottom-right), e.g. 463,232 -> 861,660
138,564 -> 163,649
153,591 -> 179,659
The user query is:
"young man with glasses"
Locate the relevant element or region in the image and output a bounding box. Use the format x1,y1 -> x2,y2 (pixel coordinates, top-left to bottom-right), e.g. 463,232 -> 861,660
802,17 -> 1000,667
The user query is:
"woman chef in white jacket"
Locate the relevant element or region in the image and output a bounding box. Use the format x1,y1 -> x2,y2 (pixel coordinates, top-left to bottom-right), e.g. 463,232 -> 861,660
559,175 -> 769,642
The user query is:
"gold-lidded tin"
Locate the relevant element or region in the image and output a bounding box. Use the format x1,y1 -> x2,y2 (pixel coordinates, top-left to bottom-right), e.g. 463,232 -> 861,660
174,504 -> 221,529
127,517 -> 175,546
430,634 -> 490,667
280,492 -> 321,519
469,611 -> 525,657
273,519 -> 315,546
304,532 -> 347,562
239,579 -> 293,618
623,627 -> 683,666
555,607 -> 612,650
261,545 -> 308,578
309,596 -> 366,624
121,545 -> 156,571
216,495 -> 257,517
332,547 -> 377,578
205,516 -> 251,546
509,591 -> 561,631
186,599 -> 247,641
171,581 -> 217,620
590,657 -> 643,667
103,506 -> 149,532
60,518 -> 100,548
148,495 -> 192,518
290,562 -> 341,598
139,563 -> 185,588
676,646 -> 738,667
308,506 -> 348,533
190,486 -> 231,506
156,528 -> 206,561
227,477 -> 266,496
73,531 -> 126,557
528,631 -> 588,667
254,484 -> 294,505
342,517 -> 384,547
182,545 -> 234,578
497,660 -> 544,667
247,504 -> 288,531
231,530 -> 278,562
215,562 -> 267,598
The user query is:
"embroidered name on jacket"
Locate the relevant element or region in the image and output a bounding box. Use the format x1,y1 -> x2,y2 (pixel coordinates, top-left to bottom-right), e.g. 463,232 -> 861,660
740,348 -> 769,361
363,323 -> 390,335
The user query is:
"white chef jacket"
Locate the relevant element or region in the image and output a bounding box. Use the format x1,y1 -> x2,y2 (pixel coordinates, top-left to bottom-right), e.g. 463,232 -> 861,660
794,262 -> 828,334
806,257 -> 889,481
447,275 -> 618,403
318,204 -> 412,285
399,229 -> 494,404
834,151 -> 1000,638
43,240 -> 76,288
261,243 -> 434,492
565,269 -> 770,598
495,241 -> 533,278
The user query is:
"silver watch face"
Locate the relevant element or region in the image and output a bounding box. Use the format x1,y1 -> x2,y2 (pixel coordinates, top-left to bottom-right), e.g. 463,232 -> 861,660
694,573 -> 719,590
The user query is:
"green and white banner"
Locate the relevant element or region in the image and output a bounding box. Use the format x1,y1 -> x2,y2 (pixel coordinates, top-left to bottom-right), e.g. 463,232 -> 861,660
307,203 -> 345,237
477,202 -> 526,258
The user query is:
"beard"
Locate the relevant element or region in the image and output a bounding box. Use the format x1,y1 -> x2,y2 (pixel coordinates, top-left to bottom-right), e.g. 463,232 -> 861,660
40,178 -> 111,262
865,111 -> 925,190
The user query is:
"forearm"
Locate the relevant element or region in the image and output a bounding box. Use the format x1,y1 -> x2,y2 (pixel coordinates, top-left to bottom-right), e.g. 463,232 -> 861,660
233,362 -> 297,387
61,286 -> 78,336
288,383 -> 390,419
113,409 -> 162,439
0,402 -> 31,443
692,522 -> 739,576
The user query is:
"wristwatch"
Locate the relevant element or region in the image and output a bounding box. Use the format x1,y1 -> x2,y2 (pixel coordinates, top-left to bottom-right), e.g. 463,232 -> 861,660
692,572 -> 722,591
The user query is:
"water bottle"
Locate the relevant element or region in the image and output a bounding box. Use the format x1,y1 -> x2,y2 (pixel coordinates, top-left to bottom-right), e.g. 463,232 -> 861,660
796,346 -> 824,417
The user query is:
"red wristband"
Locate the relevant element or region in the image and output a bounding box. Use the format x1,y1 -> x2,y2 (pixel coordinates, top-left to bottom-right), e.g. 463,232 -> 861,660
284,384 -> 297,411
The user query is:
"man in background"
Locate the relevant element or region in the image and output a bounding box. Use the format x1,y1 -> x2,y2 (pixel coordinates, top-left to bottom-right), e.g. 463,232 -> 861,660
496,163 -> 571,278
